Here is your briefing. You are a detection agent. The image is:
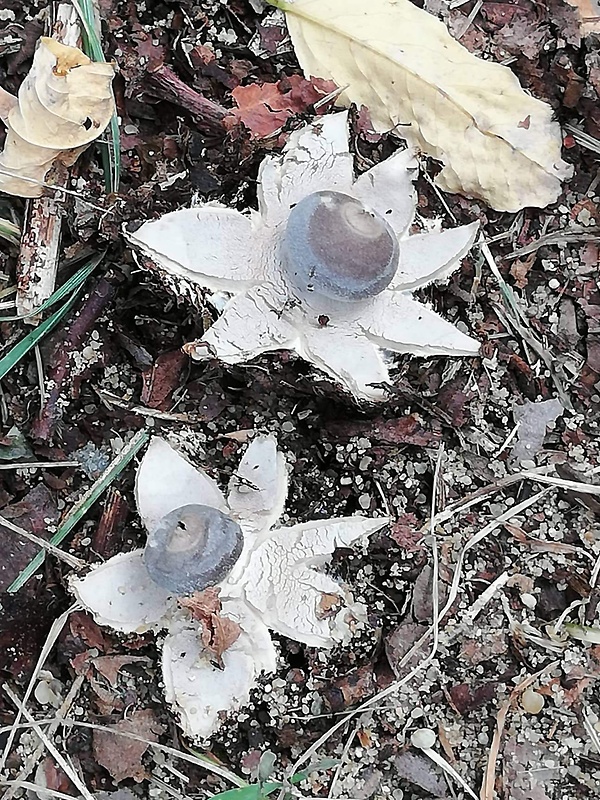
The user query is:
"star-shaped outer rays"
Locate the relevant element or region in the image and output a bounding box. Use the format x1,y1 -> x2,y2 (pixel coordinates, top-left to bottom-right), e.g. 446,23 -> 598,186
71,435 -> 388,740
127,111 -> 480,402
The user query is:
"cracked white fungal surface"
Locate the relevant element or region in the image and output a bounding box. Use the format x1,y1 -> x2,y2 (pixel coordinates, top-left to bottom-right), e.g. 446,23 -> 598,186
128,111 -> 480,402
71,435 -> 388,740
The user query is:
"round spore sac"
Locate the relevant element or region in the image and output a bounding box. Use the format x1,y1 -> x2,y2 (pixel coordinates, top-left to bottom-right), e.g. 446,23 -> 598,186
282,191 -> 399,302
143,504 -> 243,595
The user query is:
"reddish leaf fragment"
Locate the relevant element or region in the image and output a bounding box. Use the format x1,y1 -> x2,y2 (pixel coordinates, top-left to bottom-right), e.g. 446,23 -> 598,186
389,513 -> 424,552
179,587 -> 241,667
0,484 -> 59,592
448,681 -> 497,715
37,757 -> 73,796
435,382 -> 471,427
69,611 -> 109,652
256,21 -> 288,55
229,75 -> 337,139
140,349 -> 187,411
355,106 -> 382,143
93,708 -> 164,783
92,654 -> 149,686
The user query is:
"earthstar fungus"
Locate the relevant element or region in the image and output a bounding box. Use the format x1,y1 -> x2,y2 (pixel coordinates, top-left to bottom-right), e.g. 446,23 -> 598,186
71,435 -> 388,739
128,112 -> 480,401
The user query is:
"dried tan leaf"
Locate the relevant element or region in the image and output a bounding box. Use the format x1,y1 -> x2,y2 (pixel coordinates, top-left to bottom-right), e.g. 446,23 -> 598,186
273,0 -> 573,211
565,0 -> 600,35
0,37 -> 115,197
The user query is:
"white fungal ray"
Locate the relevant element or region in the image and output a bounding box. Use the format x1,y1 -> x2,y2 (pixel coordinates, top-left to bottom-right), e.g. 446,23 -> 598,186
199,286 -> 297,363
357,292 -> 481,357
135,437 -> 227,531
126,206 -> 262,292
298,323 -> 390,401
129,111 -> 480,402
350,147 -> 418,237
240,516 -> 389,647
257,112 -> 354,226
70,550 -> 176,634
227,435 -> 289,542
162,602 -> 276,741
390,221 -> 479,291
72,436 -> 388,739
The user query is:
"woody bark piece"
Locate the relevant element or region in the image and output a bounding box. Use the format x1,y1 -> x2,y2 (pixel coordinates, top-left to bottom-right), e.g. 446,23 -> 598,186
31,276 -> 116,441
93,487 -> 130,559
15,4 -> 77,323
16,166 -> 67,320
145,64 -> 232,136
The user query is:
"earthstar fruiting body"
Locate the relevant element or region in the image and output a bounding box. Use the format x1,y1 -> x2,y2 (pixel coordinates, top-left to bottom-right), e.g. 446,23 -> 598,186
71,435 -> 388,739
128,111 -> 480,401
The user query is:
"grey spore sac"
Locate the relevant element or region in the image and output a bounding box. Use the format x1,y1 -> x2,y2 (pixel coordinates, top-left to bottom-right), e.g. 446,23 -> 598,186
144,504 -> 244,595
282,190 -> 399,302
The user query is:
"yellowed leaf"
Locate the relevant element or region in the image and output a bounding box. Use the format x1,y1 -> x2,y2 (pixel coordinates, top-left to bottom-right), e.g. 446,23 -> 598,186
565,0 -> 600,35
0,37 -> 115,197
272,0 -> 572,212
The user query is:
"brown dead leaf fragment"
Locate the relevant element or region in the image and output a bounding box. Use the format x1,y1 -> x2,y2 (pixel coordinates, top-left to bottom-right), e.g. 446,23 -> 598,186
0,483 -> 59,591
140,349 -> 187,411
317,592 -> 342,619
385,621 -> 429,679
179,587 -> 241,667
326,413 -> 439,447
322,662 -> 384,712
393,751 -> 447,797
92,708 -> 165,783
229,75 -> 336,139
92,654 -> 149,686
69,611 -> 109,652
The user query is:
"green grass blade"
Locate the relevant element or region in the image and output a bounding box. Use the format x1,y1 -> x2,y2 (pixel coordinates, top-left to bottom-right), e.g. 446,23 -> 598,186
0,218 -> 20,247
0,252 -> 103,322
209,765 -> 339,800
7,430 -> 150,593
72,0 -> 121,193
0,293 -> 80,382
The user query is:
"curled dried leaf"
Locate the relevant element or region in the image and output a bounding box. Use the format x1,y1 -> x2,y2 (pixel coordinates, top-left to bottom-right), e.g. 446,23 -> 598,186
0,37 -> 115,197
179,587 -> 242,667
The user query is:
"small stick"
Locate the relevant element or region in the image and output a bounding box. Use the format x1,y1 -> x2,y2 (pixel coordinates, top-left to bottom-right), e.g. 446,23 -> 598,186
0,514 -> 85,569
145,63 -> 232,136
15,4 -> 81,323
31,276 -> 116,441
